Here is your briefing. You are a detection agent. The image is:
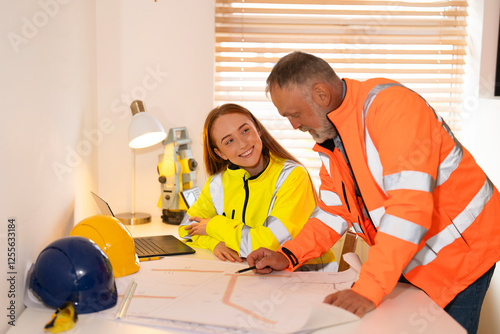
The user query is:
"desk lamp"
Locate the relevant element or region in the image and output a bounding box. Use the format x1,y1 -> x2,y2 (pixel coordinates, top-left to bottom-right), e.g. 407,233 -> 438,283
115,100 -> 166,225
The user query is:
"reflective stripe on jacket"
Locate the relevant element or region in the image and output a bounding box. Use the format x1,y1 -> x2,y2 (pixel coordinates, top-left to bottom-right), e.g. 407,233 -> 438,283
179,154 -> 336,269
279,78 -> 500,307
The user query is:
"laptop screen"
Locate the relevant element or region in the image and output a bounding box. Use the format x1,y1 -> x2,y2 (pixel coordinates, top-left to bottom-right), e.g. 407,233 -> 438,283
90,191 -> 196,257
91,191 -> 115,216
180,187 -> 201,208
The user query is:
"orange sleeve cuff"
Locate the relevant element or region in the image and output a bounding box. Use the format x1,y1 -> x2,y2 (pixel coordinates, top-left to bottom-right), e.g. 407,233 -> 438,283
277,245 -> 299,272
351,274 -> 386,307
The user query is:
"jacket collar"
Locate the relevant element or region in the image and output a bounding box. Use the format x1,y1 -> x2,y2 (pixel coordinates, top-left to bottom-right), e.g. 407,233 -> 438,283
326,78 -> 356,128
226,153 -> 272,180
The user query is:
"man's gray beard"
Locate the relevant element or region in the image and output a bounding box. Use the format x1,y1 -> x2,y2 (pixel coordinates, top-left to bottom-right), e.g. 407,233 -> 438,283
299,122 -> 337,143
298,93 -> 339,142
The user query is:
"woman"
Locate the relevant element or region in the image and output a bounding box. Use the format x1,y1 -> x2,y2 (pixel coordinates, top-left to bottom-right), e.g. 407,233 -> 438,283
179,103 -> 336,270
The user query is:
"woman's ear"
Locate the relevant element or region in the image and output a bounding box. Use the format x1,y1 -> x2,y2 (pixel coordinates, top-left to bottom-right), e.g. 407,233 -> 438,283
311,83 -> 331,107
213,147 -> 227,160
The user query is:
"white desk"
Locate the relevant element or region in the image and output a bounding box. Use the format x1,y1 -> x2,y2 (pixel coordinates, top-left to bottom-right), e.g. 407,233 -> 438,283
9,217 -> 465,334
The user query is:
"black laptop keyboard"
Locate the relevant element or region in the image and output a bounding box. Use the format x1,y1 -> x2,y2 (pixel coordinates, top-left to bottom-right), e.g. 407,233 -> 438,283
134,237 -> 165,256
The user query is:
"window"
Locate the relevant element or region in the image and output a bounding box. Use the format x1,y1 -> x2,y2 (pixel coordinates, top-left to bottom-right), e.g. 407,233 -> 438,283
215,0 -> 468,187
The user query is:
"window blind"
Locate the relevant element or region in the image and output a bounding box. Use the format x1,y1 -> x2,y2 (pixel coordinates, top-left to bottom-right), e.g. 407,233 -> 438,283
215,0 -> 468,187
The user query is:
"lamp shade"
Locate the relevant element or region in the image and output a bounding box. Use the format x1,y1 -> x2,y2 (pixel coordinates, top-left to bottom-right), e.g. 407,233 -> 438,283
128,112 -> 166,149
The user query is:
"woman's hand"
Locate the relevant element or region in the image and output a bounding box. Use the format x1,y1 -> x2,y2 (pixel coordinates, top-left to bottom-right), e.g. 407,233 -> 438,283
184,216 -> 210,236
213,242 -> 243,262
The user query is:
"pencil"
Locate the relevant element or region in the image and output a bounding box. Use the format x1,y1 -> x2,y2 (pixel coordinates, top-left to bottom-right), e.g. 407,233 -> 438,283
140,256 -> 163,262
235,266 -> 256,274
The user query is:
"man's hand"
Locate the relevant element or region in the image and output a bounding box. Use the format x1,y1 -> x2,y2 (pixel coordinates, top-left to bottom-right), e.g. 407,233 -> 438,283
323,289 -> 375,317
246,247 -> 290,274
213,242 -> 243,262
184,216 -> 210,236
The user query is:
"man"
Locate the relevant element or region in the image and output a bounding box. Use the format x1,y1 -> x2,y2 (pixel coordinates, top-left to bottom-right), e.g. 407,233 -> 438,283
247,51 -> 500,333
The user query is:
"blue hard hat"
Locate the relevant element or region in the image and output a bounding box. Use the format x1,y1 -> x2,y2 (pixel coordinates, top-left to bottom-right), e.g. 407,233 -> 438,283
29,236 -> 117,314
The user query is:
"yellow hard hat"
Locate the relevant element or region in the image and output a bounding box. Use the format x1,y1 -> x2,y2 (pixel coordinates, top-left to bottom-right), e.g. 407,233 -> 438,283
70,215 -> 140,277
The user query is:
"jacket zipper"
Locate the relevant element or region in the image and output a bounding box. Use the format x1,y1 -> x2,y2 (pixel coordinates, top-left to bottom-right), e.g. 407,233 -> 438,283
332,133 -> 377,233
342,182 -> 351,213
242,177 -> 250,224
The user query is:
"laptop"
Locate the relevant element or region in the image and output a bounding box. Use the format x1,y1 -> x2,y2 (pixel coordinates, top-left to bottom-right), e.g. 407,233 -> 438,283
91,192 -> 195,258
180,187 -> 201,208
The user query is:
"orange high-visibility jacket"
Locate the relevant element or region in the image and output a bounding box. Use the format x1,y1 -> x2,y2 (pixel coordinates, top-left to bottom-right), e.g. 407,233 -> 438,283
279,78 -> 500,307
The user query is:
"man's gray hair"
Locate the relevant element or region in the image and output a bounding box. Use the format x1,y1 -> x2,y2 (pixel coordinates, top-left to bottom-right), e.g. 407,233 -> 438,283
266,51 -> 337,95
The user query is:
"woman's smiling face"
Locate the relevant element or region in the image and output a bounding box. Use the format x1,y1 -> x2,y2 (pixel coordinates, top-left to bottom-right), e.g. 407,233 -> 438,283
211,112 -> 265,176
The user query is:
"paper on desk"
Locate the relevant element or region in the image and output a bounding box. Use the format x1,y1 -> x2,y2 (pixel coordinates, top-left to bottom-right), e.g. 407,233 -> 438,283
104,256 -> 361,333
342,252 -> 362,273
123,301 -> 358,334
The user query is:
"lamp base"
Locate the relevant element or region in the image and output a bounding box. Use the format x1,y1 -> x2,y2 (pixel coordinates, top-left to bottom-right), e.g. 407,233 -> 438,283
115,212 -> 151,225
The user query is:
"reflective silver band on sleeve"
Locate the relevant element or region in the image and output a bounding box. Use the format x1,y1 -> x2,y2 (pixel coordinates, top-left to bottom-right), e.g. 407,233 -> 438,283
319,152 -> 331,176
320,190 -> 343,207
267,160 -> 298,216
404,178 -> 493,274
436,143 -> 462,187
179,214 -> 192,239
310,207 -> 349,236
378,214 -> 428,245
363,83 -> 404,127
209,174 -> 224,215
453,177 -> 493,233
368,206 -> 385,228
239,225 -> 252,257
436,122 -> 463,187
351,222 -> 364,234
265,216 -> 293,245
180,214 -> 190,226
365,131 -> 384,190
383,171 -> 435,193
362,83 -> 403,195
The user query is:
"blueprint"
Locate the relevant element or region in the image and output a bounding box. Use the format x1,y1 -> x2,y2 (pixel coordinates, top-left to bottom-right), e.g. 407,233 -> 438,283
106,255 -> 361,333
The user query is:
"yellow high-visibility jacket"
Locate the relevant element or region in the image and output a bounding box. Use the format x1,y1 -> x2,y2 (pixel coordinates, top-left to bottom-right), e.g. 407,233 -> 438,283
179,154 -> 336,270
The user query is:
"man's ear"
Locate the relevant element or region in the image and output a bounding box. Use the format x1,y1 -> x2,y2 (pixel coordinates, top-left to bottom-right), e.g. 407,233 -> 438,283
214,147 -> 227,160
311,83 -> 331,107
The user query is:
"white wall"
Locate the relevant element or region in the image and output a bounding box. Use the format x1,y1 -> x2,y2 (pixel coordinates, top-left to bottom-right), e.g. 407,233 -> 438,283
0,1 -> 214,332
474,100 -> 500,334
95,0 -> 214,217
0,1 -> 97,332
463,0 -> 500,333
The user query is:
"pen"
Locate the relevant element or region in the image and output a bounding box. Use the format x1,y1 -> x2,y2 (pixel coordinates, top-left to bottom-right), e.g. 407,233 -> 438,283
235,266 -> 256,274
140,256 -> 163,262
